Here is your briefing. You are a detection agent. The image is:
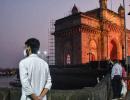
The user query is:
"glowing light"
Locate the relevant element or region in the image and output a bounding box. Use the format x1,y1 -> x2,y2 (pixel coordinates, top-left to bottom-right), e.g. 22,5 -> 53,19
43,51 -> 48,56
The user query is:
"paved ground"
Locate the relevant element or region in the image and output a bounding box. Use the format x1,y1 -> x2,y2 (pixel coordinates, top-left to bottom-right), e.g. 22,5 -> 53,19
110,90 -> 130,100
125,91 -> 130,100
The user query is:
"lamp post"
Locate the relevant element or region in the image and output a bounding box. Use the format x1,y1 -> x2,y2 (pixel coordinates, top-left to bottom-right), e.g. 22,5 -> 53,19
122,45 -> 124,60
87,52 -> 91,62
123,0 -> 127,63
123,0 -> 130,74
87,44 -> 92,63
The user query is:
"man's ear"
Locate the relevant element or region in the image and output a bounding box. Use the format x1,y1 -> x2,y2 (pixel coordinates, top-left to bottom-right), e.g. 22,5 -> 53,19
28,47 -> 32,53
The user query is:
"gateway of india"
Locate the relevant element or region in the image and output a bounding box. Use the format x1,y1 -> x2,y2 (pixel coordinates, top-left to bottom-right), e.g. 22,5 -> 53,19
53,0 -> 130,65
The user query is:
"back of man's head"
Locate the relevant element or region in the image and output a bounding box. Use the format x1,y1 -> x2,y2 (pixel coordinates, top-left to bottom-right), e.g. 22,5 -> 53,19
25,38 -> 40,54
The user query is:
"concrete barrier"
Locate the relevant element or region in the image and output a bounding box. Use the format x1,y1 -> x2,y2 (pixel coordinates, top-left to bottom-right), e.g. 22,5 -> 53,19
9,88 -> 21,100
0,74 -> 112,100
0,88 -> 9,100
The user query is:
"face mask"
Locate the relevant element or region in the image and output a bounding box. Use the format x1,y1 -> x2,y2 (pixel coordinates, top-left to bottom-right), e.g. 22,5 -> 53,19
23,49 -> 29,57
23,49 -> 27,57
24,49 -> 41,57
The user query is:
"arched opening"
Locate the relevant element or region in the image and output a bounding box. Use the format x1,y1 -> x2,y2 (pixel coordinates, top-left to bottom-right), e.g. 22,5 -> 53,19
88,40 -> 97,61
110,40 -> 117,60
66,54 -> 71,64
63,41 -> 72,65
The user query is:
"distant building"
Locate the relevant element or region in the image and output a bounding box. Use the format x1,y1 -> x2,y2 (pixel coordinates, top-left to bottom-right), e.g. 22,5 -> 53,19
53,0 -> 130,65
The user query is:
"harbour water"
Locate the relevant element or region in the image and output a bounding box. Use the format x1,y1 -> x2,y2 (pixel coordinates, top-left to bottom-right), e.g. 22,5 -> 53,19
0,76 -> 17,88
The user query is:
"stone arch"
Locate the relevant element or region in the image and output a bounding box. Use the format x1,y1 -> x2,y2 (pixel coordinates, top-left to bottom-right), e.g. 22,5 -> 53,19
109,38 -> 122,60
110,40 -> 117,60
63,41 -> 72,64
89,40 -> 97,61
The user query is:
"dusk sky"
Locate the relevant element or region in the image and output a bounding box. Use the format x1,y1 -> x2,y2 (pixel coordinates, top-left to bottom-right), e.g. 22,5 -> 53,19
0,0 -> 130,68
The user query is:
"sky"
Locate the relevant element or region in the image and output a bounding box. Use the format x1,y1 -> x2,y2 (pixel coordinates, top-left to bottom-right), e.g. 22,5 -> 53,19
0,0 -> 130,68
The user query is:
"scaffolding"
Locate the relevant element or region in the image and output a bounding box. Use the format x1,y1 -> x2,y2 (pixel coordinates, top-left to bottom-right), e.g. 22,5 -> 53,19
48,20 -> 55,65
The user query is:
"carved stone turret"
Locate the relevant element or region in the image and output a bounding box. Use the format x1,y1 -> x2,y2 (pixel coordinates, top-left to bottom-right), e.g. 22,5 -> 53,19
99,0 -> 107,10
118,4 -> 125,18
99,0 -> 108,19
71,4 -> 79,15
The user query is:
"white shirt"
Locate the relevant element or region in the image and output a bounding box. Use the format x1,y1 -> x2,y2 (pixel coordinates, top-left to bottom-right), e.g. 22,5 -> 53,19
19,54 -> 52,100
111,63 -> 122,79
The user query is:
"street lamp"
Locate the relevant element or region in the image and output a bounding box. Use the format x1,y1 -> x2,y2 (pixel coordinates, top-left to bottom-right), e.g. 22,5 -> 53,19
128,12 -> 130,15
43,51 -> 50,64
128,5 -> 130,15
38,50 -> 49,63
43,51 -> 48,56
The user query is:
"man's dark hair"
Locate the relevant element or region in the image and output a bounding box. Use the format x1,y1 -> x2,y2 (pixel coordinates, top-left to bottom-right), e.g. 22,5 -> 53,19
25,38 -> 40,54
113,59 -> 119,64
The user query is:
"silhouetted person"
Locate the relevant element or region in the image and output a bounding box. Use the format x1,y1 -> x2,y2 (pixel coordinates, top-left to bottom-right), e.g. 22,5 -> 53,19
120,61 -> 127,84
107,59 -> 114,73
19,38 -> 52,100
111,59 -> 122,99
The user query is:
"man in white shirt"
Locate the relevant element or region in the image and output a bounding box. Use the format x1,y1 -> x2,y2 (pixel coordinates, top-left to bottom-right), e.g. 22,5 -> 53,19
111,59 -> 122,99
19,38 -> 52,100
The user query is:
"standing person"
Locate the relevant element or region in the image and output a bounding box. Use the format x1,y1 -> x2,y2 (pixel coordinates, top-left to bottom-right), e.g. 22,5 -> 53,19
121,62 -> 127,84
120,62 -> 127,97
19,38 -> 52,100
107,59 -> 114,73
111,59 -> 122,99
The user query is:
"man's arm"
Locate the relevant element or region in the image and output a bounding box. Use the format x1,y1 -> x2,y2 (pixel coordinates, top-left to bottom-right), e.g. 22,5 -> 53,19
39,88 -> 49,99
39,64 -> 52,98
31,93 -> 40,100
19,61 -> 38,99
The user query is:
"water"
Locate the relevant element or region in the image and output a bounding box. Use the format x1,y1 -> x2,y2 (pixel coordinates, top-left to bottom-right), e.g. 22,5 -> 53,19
0,76 -> 16,88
